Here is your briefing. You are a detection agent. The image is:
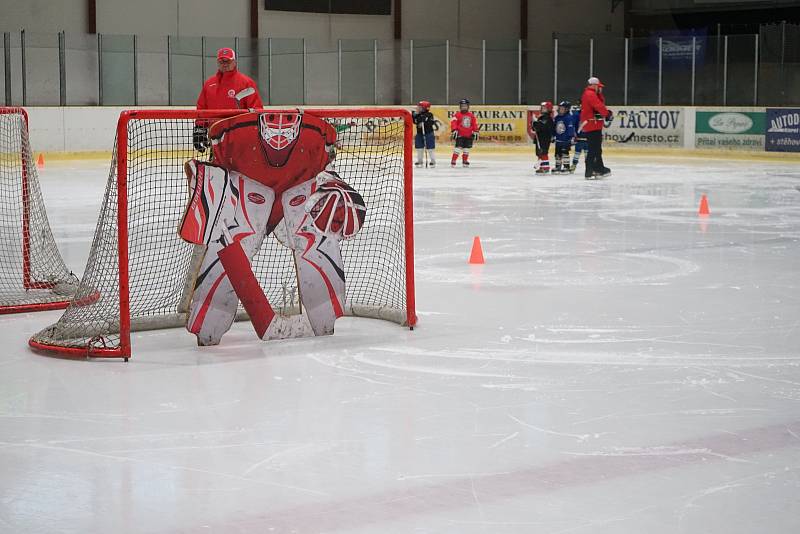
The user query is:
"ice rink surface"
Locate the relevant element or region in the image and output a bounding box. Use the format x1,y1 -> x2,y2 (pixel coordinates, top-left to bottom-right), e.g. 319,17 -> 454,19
1,152 -> 799,533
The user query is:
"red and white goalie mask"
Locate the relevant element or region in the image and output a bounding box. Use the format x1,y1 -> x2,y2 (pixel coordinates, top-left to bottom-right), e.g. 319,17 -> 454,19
259,112 -> 302,151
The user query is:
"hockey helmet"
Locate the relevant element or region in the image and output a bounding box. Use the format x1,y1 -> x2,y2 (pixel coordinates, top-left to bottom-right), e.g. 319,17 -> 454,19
459,98 -> 470,111
558,100 -> 571,110
418,100 -> 431,111
540,101 -> 553,112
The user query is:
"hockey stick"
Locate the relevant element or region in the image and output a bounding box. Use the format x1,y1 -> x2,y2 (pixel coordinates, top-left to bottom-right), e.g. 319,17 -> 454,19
234,87 -> 256,109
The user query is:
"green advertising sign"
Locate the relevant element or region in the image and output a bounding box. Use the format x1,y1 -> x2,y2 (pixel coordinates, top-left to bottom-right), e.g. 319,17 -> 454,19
695,110 -> 766,150
696,111 -> 765,135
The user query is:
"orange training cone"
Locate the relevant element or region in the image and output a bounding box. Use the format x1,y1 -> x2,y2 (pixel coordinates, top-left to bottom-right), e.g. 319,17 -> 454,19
468,236 -> 485,264
698,194 -> 710,216
36,154 -> 45,168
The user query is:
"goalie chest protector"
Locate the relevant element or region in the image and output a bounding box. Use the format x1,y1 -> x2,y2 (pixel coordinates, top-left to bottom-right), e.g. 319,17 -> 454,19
208,111 -> 337,193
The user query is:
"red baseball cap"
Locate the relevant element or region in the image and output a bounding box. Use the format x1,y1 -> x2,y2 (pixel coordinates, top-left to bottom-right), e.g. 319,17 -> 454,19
217,48 -> 236,61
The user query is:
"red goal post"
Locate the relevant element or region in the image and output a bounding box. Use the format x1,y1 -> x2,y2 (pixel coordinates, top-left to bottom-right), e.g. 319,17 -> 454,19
29,107 -> 417,360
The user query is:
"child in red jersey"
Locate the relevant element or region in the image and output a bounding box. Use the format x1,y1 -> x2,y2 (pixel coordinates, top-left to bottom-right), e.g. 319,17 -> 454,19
450,99 -> 479,167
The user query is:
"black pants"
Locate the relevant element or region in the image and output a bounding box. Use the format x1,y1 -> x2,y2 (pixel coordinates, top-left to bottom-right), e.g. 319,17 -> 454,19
585,130 -> 605,176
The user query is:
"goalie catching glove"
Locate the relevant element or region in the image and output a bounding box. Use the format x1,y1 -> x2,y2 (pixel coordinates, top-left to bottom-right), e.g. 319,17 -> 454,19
305,171 -> 366,240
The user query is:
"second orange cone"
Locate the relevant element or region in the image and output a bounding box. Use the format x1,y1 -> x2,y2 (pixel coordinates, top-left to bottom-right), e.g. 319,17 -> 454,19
468,236 -> 485,264
698,194 -> 710,216
36,154 -> 45,168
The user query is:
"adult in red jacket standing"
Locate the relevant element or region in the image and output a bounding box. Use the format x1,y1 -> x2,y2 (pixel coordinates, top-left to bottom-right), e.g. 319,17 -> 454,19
193,47 -> 264,152
579,77 -> 612,179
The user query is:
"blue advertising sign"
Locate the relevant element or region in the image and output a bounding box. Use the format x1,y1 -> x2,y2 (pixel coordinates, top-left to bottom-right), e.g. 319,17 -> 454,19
650,30 -> 707,70
765,108 -> 800,153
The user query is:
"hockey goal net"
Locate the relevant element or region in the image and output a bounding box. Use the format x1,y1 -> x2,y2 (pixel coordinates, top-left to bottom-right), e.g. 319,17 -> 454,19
0,107 -> 78,313
30,108 -> 416,359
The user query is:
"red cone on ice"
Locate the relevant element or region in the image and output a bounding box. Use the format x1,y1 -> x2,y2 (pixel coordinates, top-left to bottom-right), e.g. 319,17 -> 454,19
36,153 -> 45,169
468,236 -> 485,264
698,194 -> 710,216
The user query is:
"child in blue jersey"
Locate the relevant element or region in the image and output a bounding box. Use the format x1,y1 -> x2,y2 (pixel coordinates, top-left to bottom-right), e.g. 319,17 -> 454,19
570,103 -> 587,173
553,101 -> 576,173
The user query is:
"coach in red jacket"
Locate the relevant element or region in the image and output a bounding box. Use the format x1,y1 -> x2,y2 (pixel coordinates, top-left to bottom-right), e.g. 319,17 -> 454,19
194,47 -> 263,152
579,77 -> 612,179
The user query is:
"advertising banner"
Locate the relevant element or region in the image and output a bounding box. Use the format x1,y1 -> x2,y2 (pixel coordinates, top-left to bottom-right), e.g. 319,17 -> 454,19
428,106 -> 529,145
603,107 -> 684,148
765,108 -> 800,153
695,110 -> 765,150
651,30 -> 707,70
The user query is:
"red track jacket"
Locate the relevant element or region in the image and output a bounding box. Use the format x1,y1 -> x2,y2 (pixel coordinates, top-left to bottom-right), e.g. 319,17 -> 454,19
196,68 -> 263,110
579,86 -> 609,133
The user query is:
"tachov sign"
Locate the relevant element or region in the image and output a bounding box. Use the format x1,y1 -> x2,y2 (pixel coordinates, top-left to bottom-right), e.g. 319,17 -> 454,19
603,107 -> 684,147
695,110 -> 765,150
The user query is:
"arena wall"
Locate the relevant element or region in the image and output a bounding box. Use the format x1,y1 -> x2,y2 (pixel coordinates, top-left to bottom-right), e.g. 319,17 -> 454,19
0,1 -> 619,43
19,106 -> 797,157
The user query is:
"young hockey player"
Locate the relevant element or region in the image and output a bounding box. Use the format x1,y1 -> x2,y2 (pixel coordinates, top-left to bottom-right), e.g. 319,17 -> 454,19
413,100 -> 437,167
553,101 -> 575,173
450,99 -> 479,167
531,101 -> 554,174
570,103 -> 587,173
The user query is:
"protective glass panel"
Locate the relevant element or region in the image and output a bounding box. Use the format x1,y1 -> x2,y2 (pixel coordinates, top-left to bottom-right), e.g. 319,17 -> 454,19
627,37 -> 659,105
726,34 -> 758,106
65,33 -> 99,105
660,37 -> 695,105
23,32 -> 60,106
101,34 -> 135,105
485,39 -> 518,105
305,39 -> 338,105
525,39 -> 554,105
449,39 -> 482,105
411,39 -> 446,105
137,35 -> 168,106
341,39 -> 375,105
377,40 -> 407,105
169,36 -> 202,106
556,36 -> 590,106
593,36 -> 625,105
265,38 -> 303,106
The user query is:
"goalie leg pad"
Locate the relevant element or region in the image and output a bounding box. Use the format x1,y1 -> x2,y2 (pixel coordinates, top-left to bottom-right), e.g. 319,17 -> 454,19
179,160 -> 230,246
186,170 -> 275,345
281,179 -> 347,337
217,240 -> 275,339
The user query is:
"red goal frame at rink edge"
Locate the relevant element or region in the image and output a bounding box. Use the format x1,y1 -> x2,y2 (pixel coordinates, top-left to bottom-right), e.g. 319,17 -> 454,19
0,107 -> 74,313
28,108 -> 417,360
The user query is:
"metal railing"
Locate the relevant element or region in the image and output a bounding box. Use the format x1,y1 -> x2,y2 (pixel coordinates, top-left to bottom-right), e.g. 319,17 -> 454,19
1,24 -> 798,107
